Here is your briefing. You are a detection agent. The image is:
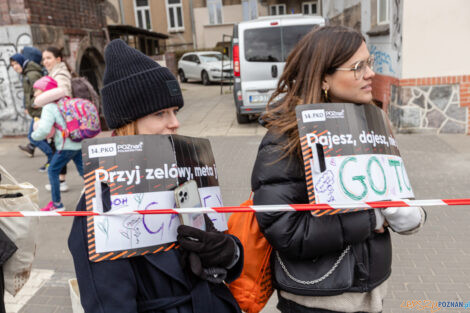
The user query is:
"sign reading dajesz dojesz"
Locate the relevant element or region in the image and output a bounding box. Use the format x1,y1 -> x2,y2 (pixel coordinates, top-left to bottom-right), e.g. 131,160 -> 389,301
296,103 -> 414,205
82,134 -> 227,262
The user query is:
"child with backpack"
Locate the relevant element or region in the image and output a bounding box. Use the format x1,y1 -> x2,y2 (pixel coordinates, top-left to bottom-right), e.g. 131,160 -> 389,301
30,76 -> 88,211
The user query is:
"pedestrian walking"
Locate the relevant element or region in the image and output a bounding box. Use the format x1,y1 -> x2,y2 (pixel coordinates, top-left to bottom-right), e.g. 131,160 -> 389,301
22,46 -> 44,73
10,51 -> 52,166
250,26 -> 426,313
34,46 -> 73,192
68,39 -> 244,313
30,76 -> 83,212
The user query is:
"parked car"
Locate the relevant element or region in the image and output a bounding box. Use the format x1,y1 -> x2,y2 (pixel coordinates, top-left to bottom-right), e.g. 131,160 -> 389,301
232,14 -> 325,123
178,51 -> 232,85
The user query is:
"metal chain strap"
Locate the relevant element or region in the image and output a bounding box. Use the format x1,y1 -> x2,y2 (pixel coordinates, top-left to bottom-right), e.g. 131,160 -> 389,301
275,245 -> 351,285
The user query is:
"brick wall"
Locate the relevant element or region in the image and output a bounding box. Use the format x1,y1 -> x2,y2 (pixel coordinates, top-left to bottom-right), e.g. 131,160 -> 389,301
372,73 -> 399,111
0,0 -> 28,25
24,0 -> 106,30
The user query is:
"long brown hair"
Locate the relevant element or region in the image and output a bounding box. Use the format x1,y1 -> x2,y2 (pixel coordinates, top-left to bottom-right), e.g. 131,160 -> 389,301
264,26 -> 365,160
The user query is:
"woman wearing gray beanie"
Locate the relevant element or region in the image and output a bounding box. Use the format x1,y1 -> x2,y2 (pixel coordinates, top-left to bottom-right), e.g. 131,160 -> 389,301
68,39 -> 243,313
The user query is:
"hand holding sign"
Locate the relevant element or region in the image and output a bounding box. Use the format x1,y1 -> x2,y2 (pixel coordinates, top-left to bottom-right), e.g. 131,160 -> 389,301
82,134 -> 227,262
296,103 -> 414,207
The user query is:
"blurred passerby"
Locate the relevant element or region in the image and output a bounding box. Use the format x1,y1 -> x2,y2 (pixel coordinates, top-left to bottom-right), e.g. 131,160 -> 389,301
34,46 -> 73,192
10,52 -> 53,167
31,76 -> 83,211
22,46 -> 45,74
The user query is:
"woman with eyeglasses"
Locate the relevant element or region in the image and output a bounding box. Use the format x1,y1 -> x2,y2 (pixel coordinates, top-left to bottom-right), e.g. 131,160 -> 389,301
250,26 -> 425,313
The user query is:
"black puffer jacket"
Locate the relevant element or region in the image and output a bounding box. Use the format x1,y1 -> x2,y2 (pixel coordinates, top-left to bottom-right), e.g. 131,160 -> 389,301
251,130 -> 392,295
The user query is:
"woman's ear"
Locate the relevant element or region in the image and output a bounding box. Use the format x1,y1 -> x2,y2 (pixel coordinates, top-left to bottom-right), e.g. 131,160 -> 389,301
322,77 -> 329,91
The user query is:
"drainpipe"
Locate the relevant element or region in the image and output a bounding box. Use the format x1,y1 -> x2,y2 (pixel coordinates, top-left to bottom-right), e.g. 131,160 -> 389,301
189,0 -> 197,49
119,0 -> 125,24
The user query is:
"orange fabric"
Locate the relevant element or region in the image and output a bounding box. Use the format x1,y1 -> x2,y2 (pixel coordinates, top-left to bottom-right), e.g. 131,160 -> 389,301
228,197 -> 273,313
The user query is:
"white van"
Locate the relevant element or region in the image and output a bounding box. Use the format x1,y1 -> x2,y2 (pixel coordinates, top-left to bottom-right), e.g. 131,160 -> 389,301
232,15 -> 325,123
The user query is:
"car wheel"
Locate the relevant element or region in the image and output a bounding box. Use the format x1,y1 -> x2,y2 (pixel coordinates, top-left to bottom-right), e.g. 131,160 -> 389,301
179,69 -> 187,83
236,111 -> 250,124
201,71 -> 210,86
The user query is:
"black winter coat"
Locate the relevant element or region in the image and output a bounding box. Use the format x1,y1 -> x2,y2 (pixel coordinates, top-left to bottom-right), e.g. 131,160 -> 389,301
68,188 -> 243,313
251,130 -> 392,295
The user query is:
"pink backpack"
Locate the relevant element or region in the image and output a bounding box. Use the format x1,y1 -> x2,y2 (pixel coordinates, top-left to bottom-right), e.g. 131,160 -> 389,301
54,97 -> 101,143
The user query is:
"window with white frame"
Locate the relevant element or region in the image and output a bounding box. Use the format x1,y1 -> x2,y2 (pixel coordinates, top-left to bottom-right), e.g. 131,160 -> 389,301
302,1 -> 318,15
135,0 -> 151,30
208,0 -> 223,25
377,0 -> 389,24
269,4 -> 286,16
166,0 -> 184,32
242,0 -> 258,21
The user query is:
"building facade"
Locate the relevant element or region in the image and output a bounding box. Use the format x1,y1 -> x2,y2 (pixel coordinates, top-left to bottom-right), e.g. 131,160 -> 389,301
106,1 -> 324,52
107,0 -> 194,51
192,0 -> 322,49
323,0 -> 470,134
0,0 -> 108,136
192,0 -> 267,49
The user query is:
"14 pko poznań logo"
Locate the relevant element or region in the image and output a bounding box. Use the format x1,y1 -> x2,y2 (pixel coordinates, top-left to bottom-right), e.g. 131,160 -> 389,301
88,142 -> 144,158
401,300 -> 470,312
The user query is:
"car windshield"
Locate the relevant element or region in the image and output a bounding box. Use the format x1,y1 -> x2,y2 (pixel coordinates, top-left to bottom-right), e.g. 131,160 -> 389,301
200,53 -> 229,62
244,25 -> 316,62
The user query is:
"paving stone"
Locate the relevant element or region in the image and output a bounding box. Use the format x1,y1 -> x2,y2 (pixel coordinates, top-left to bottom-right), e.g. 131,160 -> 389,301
401,106 -> 421,127
426,109 -> 446,128
412,88 -> 422,97
19,305 -> 57,313
419,274 -> 453,283
39,287 -> 70,298
445,102 -> 467,122
429,85 -> 453,110
400,87 -> 413,106
413,94 -> 426,108
46,295 -> 72,306
22,295 -> 51,305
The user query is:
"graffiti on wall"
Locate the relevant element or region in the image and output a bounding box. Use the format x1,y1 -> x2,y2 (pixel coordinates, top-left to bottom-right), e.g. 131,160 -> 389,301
0,26 -> 32,136
370,45 -> 395,74
391,0 -> 402,64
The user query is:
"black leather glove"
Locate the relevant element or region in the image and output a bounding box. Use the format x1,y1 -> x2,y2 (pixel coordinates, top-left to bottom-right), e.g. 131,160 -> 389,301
187,252 -> 227,284
177,219 -> 237,269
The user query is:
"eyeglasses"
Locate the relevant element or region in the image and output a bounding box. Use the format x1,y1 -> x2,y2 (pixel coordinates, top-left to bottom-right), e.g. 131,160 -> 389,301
335,56 -> 374,80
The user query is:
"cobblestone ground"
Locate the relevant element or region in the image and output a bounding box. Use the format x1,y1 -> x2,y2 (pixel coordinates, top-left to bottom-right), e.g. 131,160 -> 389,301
0,84 -> 469,312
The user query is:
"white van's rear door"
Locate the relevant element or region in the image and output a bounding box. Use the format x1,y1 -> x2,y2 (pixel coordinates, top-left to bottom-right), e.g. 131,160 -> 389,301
240,19 -> 282,109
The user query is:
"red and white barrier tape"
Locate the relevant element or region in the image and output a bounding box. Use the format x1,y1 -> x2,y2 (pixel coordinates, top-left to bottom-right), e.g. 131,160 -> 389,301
1,198 -> 469,217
